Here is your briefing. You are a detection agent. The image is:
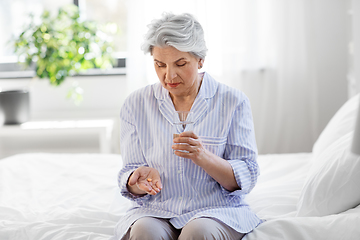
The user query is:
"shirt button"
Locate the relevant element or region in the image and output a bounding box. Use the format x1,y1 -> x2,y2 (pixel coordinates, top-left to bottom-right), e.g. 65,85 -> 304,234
178,196 -> 183,200
177,170 -> 181,174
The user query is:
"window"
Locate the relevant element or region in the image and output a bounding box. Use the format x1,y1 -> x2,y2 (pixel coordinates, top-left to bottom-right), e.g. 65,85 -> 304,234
76,0 -> 127,53
0,0 -> 127,78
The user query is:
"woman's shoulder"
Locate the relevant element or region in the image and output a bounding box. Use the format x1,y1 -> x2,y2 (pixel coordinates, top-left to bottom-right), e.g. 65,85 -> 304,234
120,84 -> 160,120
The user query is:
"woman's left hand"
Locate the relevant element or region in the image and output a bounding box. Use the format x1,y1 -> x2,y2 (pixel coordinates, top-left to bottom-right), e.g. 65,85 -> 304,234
172,131 -> 207,165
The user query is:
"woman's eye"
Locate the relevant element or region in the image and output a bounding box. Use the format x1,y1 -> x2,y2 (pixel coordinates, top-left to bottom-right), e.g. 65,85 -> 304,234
156,63 -> 166,68
155,62 -> 186,67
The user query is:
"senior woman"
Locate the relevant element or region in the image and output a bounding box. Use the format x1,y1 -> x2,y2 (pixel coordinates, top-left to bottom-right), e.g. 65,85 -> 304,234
114,13 -> 262,240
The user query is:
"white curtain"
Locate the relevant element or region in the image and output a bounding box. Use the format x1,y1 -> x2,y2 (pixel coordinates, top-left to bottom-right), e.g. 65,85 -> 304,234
125,0 -> 333,154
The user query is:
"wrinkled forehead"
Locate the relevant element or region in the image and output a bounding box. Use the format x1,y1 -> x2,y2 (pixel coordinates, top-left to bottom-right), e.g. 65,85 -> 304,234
152,46 -> 198,62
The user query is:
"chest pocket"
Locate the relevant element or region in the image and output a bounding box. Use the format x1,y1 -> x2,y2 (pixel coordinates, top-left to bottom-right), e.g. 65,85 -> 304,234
188,136 -> 228,194
200,136 -> 227,157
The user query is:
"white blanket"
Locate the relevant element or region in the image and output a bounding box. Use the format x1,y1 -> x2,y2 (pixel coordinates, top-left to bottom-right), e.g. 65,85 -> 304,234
0,153 -> 359,240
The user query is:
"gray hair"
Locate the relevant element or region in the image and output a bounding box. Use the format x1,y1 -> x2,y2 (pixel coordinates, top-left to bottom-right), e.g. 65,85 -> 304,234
141,12 -> 208,59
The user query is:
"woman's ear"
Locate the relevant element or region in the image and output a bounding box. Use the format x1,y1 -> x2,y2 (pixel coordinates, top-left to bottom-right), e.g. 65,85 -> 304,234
198,59 -> 204,69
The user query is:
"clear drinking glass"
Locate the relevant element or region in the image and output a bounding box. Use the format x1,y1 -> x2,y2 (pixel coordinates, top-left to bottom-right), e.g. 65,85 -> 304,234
172,111 -> 194,139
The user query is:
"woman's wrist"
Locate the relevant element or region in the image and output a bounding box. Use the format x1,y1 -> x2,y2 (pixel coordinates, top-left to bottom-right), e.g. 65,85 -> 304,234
198,150 -> 239,192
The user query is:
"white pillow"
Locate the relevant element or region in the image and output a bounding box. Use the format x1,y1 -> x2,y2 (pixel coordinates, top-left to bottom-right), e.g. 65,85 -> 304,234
312,94 -> 359,160
297,132 -> 360,217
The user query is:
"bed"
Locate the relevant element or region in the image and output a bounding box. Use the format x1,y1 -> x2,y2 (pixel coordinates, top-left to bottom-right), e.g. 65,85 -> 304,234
1,94 -> 360,240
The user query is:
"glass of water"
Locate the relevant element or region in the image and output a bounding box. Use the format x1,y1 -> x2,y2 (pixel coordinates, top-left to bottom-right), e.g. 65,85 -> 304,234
173,111 -> 194,139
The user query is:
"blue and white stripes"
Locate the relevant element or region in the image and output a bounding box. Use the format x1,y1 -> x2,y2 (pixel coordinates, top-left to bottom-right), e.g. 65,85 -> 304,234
114,72 -> 261,239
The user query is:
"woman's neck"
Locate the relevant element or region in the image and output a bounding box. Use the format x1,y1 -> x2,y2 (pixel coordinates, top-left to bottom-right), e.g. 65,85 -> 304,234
172,96 -> 195,112
170,73 -> 204,111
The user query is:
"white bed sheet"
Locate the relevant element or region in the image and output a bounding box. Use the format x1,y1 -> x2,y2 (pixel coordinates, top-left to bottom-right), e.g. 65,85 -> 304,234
246,153 -> 313,219
0,153 -> 131,240
0,153 -> 359,240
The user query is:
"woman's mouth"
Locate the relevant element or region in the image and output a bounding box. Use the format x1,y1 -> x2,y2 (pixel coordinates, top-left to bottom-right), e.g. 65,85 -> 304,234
167,83 -> 180,88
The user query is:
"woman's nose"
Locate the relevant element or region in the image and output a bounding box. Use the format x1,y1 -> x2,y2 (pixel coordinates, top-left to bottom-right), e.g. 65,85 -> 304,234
166,67 -> 177,81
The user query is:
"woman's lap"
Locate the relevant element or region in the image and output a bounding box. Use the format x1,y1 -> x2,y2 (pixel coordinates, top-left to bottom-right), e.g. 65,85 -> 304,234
122,217 -> 245,240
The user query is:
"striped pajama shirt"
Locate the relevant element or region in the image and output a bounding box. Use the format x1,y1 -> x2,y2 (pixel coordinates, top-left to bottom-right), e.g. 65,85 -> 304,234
114,72 -> 262,239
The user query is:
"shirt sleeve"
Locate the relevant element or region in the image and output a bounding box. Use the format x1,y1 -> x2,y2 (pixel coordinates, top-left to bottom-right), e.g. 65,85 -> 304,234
223,96 -> 259,196
117,101 -> 150,202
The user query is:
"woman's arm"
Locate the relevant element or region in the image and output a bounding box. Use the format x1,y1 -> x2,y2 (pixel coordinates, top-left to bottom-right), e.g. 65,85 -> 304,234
118,100 -> 155,200
172,97 -> 259,194
172,132 -> 239,191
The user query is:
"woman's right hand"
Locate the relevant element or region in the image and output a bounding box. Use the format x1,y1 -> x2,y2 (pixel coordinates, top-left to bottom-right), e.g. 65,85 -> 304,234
127,166 -> 162,196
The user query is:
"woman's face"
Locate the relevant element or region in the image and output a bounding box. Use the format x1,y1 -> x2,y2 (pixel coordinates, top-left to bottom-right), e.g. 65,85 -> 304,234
152,46 -> 203,99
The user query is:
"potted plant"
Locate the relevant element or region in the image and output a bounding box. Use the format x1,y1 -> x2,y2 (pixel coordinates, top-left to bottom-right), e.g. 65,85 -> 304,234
12,4 -> 116,104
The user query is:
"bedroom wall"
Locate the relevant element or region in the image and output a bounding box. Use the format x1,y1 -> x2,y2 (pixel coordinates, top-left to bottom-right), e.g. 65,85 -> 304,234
0,75 -> 127,158
1,0 -> 358,157
305,0 -> 348,139
351,0 -> 360,96
0,75 -> 127,119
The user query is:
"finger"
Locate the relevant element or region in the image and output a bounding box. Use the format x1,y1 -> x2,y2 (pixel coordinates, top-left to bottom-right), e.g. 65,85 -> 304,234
172,143 -> 196,153
145,178 -> 162,193
179,131 -> 198,139
147,184 -> 160,195
155,180 -> 162,190
137,182 -> 153,193
173,133 -> 180,140
174,149 -> 196,158
152,180 -> 162,192
148,189 -> 158,195
128,171 -> 140,186
173,137 -> 198,146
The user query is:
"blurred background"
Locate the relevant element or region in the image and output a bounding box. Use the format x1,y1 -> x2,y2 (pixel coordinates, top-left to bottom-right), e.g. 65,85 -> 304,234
0,0 -> 359,159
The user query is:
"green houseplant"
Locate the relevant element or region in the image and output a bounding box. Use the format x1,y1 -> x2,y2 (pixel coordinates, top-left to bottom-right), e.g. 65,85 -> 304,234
13,4 -> 116,103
